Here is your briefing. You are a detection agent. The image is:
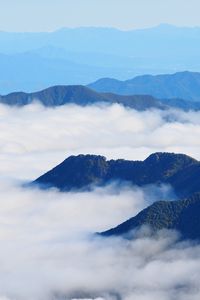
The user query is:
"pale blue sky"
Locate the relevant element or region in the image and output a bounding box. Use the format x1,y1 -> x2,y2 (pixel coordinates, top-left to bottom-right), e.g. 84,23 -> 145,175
0,0 -> 200,32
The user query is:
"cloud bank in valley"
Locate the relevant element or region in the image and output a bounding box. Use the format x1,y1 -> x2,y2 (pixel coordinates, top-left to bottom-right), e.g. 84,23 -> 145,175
0,181 -> 200,300
0,103 -> 200,299
0,103 -> 200,180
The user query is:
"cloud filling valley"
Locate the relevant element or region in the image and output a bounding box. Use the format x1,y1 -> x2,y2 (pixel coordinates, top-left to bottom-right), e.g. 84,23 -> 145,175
0,103 -> 200,299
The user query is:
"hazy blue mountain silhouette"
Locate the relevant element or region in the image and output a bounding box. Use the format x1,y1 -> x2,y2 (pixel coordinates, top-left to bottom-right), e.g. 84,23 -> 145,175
1,25 -> 200,61
0,85 -> 166,109
1,84 -> 200,111
1,25 -> 200,93
88,71 -> 200,102
0,52 -> 131,94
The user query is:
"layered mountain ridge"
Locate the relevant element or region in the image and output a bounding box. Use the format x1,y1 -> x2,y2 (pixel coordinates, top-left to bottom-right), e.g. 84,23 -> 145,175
1,83 -> 200,111
0,85 -> 166,109
1,25 -> 200,93
88,71 -> 200,102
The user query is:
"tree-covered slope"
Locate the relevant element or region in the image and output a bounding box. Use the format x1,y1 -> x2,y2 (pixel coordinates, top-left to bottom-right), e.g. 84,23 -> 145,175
34,152 -> 200,198
101,193 -> 200,240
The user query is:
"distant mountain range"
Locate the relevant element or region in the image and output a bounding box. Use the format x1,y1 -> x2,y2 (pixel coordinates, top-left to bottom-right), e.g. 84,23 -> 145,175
2,24 -> 200,56
1,25 -> 200,93
0,52 -> 131,94
1,84 -> 200,111
0,85 -> 166,110
33,152 -> 200,240
88,71 -> 200,102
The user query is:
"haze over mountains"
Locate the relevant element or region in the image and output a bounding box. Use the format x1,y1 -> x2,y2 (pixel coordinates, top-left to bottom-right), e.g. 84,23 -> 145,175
1,24 -> 200,93
89,71 -> 200,102
1,79 -> 200,111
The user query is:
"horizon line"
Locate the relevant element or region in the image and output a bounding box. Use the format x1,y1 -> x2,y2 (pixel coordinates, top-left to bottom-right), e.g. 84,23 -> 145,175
1,23 -> 200,34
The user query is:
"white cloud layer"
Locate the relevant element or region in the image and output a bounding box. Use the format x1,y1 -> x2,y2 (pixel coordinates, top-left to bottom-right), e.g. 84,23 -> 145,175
0,103 -> 200,299
0,180 -> 200,300
0,103 -> 200,180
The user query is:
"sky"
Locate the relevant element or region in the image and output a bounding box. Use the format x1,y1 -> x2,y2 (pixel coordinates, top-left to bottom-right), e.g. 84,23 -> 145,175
0,0 -> 200,32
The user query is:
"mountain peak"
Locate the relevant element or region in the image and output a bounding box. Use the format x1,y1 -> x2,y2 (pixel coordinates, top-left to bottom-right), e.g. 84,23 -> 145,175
145,152 -> 170,162
62,154 -> 107,164
0,84 -> 168,110
34,152 -> 200,197
145,152 -> 196,164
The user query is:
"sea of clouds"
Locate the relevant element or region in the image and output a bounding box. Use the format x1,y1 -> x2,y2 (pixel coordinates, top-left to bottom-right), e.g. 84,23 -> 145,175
0,103 -> 200,299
